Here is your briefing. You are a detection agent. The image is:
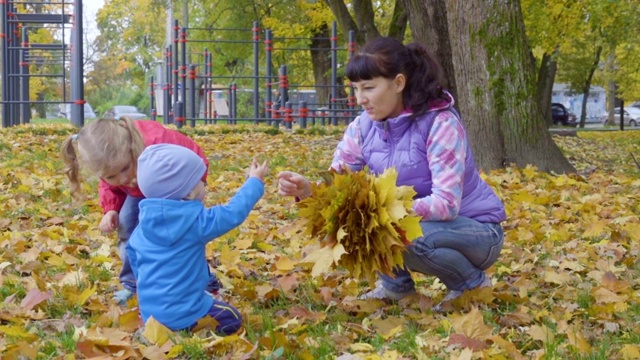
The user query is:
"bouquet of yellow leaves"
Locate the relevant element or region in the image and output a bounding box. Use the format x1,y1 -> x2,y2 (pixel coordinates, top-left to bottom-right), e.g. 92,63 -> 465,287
297,167 -> 423,284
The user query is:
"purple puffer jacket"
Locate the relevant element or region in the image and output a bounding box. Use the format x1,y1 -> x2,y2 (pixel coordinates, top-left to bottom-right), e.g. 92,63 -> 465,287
357,103 -> 506,224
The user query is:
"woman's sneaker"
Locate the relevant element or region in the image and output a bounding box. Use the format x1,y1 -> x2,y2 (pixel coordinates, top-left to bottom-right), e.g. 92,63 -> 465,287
358,283 -> 416,301
433,273 -> 493,312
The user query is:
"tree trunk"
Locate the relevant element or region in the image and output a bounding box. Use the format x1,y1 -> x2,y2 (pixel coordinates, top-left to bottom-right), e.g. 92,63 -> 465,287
310,24 -> 333,105
578,46 -> 602,128
537,52 -> 557,127
446,0 -> 574,173
402,0 -> 457,102
323,0 -> 364,44
387,0 -> 408,40
352,0 -> 381,42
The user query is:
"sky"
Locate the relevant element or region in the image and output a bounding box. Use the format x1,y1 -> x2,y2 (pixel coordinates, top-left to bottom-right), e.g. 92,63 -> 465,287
83,0 -> 105,38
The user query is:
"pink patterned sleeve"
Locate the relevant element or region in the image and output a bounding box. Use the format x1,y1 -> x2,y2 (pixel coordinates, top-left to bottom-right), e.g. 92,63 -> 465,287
412,111 -> 466,221
330,116 -> 366,172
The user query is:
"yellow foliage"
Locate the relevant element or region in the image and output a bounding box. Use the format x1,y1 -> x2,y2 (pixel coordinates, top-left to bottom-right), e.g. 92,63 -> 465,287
297,168 -> 422,283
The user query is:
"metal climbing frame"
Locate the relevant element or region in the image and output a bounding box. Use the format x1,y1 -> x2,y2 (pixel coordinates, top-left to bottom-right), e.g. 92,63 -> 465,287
0,0 -> 84,127
155,20 -> 357,127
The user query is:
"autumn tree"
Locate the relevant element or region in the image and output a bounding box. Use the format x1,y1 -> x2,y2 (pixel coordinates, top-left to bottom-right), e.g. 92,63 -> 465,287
402,0 -> 574,173
88,0 -> 166,112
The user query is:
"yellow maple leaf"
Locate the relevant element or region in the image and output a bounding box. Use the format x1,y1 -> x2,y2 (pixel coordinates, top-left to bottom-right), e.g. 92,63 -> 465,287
582,220 -> 608,238
296,168 -> 422,282
143,316 -> 172,346
0,325 -> 38,341
618,344 -> 640,360
449,307 -> 493,340
75,286 -> 96,306
302,243 -> 347,277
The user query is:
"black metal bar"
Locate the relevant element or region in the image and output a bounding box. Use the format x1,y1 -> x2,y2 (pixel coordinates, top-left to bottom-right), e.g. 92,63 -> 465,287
252,20 -> 259,123
11,14 -> 72,23
20,27 -> 30,124
70,0 -> 84,127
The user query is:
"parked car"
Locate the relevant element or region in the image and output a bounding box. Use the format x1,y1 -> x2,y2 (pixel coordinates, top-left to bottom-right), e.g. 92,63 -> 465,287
551,103 -> 578,127
58,103 -> 97,120
601,107 -> 640,127
103,105 -> 147,120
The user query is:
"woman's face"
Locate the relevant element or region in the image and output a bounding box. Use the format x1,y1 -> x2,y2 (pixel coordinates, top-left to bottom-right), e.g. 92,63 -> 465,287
352,75 -> 405,121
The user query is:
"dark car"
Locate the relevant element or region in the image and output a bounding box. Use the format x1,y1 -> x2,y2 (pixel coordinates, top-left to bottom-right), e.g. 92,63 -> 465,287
551,103 -> 578,127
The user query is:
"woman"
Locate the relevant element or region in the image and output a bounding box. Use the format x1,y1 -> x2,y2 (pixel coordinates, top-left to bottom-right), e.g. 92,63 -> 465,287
277,37 -> 506,311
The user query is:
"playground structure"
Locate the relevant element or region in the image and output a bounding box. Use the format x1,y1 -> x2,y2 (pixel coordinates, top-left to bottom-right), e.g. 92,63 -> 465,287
0,0 -> 85,127
154,20 -> 359,128
0,2 -> 357,129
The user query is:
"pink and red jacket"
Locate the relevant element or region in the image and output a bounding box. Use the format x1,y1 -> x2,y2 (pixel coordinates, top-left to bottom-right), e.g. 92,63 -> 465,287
98,121 -> 209,213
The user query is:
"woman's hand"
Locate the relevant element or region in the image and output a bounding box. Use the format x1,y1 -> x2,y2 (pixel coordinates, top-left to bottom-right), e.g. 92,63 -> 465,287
99,210 -> 119,233
277,171 -> 312,199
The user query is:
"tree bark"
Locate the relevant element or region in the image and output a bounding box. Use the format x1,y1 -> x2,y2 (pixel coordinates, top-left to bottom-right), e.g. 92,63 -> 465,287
387,0 -> 408,40
352,0 -> 381,42
537,52 -> 557,126
310,24 -> 333,105
322,0 -> 364,43
446,0 -> 574,173
578,46 -> 602,128
401,0 -> 457,102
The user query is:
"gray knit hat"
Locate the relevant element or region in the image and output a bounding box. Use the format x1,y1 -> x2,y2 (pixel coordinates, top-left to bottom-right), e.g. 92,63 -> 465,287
137,144 -> 206,200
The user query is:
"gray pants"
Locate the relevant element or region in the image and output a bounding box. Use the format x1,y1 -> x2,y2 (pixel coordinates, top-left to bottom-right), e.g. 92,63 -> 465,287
379,216 -> 504,292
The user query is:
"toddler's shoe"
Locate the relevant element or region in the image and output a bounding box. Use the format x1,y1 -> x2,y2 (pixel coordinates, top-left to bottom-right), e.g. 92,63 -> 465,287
358,282 -> 416,301
113,289 -> 134,306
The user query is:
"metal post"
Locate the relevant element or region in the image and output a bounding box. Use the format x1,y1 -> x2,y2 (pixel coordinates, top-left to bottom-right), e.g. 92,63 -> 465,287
70,0 -> 84,127
9,3 -> 19,125
620,100 -> 625,131
172,19 -> 179,124
299,100 -> 307,128
164,46 -> 171,124
180,26 -> 187,127
252,21 -> 260,123
331,21 -> 338,126
20,27 -> 30,124
279,65 -> 288,110
149,75 -> 156,120
203,48 -> 209,124
1,0 -> 9,127
265,29 -> 273,125
231,83 -> 237,124
188,64 -> 196,127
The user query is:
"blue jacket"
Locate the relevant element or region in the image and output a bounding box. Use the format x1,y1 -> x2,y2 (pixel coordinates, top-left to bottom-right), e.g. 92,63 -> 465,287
126,177 -> 264,330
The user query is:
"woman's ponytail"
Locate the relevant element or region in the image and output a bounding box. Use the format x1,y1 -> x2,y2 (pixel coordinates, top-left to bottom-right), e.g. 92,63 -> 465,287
404,42 -> 446,117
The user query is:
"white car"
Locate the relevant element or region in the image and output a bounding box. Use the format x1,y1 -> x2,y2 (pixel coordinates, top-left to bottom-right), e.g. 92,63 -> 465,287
58,103 -> 97,120
103,105 -> 147,120
601,107 -> 640,127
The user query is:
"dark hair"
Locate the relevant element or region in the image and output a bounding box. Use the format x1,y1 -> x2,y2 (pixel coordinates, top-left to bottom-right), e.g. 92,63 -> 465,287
346,37 -> 447,117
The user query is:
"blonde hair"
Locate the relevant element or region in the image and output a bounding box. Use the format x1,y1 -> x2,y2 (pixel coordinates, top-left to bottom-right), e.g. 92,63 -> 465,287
60,117 -> 145,198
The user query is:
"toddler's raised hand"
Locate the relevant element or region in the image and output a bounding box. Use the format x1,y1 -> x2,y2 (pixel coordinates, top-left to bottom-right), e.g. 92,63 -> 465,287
249,158 -> 268,182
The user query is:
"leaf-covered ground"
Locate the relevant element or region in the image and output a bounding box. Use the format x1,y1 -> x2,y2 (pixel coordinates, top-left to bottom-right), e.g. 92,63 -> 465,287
1,124 -> 639,359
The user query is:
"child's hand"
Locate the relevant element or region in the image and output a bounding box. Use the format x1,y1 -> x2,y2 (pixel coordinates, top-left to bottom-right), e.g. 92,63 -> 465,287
99,211 -> 119,232
248,158 -> 268,182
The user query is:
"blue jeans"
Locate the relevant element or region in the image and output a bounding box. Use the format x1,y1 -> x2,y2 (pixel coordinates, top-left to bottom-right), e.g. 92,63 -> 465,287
117,195 -> 142,292
379,216 -> 504,293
